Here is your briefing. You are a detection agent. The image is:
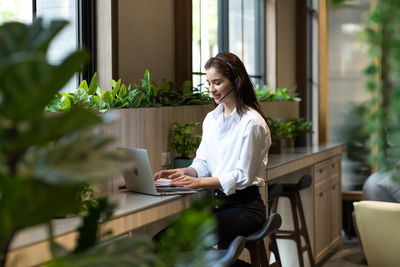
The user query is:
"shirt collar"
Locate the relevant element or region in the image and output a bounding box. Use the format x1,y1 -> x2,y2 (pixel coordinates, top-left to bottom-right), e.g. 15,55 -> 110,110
211,104 -> 241,122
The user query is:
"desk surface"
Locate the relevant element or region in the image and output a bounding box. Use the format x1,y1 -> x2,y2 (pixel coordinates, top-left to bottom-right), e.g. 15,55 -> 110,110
8,143 -> 343,265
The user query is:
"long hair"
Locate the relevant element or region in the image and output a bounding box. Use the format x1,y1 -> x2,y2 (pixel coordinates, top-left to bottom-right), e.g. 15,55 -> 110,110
204,51 -> 266,121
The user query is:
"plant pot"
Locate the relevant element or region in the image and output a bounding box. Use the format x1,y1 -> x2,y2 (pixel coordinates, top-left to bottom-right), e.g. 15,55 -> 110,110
295,135 -> 308,147
174,158 -> 193,168
269,139 -> 295,154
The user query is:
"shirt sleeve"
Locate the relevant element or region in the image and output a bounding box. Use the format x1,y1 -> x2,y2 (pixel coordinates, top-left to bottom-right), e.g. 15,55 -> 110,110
218,121 -> 270,195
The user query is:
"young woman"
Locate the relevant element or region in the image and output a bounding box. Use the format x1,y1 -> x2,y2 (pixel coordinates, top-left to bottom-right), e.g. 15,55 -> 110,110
154,51 -> 271,248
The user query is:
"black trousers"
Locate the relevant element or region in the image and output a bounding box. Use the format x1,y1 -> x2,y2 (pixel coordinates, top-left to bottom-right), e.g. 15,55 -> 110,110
214,186 -> 266,249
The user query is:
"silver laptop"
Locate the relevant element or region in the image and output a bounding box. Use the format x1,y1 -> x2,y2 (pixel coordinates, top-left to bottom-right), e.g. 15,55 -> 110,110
118,147 -> 199,196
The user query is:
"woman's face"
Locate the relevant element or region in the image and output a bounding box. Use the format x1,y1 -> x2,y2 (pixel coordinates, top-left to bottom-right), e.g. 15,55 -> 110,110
206,67 -> 235,103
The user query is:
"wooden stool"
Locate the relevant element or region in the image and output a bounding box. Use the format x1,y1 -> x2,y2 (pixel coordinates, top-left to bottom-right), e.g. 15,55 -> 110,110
270,175 -> 315,267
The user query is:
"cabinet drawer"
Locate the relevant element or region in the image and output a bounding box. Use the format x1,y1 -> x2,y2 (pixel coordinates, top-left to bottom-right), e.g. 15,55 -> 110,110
314,156 -> 341,184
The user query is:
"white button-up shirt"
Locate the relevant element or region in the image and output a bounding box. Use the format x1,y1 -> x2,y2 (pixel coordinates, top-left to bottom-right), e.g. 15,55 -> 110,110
190,104 -> 271,195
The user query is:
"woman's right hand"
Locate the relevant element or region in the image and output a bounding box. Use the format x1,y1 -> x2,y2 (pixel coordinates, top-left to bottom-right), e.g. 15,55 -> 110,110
153,167 -> 197,180
153,168 -> 186,180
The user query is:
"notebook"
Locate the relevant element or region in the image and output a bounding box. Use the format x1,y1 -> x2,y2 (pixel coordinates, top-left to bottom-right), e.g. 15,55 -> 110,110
118,147 -> 199,196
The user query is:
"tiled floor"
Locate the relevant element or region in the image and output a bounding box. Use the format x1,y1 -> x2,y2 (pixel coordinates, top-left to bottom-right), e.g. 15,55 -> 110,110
319,239 -> 367,267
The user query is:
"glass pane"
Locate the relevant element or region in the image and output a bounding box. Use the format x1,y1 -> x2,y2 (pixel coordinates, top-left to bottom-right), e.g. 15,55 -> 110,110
200,0 -> 218,67
243,0 -> 256,75
0,0 -> 32,25
192,0 -> 218,90
229,0 -> 242,58
37,0 -> 78,92
192,0 -> 201,73
328,0 -> 371,188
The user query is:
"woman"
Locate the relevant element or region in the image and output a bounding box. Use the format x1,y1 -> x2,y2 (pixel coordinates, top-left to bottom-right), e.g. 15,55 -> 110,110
154,51 -> 271,248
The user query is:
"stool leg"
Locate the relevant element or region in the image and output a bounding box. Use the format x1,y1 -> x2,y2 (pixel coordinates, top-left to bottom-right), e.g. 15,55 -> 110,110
295,192 -> 315,267
289,195 -> 305,267
257,240 -> 268,267
269,234 -> 282,267
247,242 -> 260,267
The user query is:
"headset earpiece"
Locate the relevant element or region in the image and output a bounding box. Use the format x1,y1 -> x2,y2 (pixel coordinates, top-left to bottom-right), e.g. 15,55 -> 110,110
216,55 -> 237,88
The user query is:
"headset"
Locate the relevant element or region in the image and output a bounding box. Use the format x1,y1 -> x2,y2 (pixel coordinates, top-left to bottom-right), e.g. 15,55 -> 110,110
215,55 -> 237,102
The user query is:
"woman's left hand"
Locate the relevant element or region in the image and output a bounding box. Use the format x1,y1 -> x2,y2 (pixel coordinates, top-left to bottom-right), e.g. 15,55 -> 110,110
170,175 -> 202,189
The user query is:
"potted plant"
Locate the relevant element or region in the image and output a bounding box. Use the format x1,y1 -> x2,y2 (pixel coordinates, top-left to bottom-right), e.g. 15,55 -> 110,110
267,118 -> 296,154
169,122 -> 202,168
293,117 -> 313,147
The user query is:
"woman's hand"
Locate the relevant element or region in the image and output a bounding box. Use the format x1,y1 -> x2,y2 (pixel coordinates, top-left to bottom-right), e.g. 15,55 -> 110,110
170,175 -> 202,189
153,168 -> 197,180
153,169 -> 183,180
171,176 -> 222,190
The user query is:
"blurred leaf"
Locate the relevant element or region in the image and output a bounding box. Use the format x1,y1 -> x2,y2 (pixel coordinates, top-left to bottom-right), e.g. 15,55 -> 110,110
0,50 -> 88,121
19,130 -> 131,185
7,107 -> 101,153
0,175 -> 82,251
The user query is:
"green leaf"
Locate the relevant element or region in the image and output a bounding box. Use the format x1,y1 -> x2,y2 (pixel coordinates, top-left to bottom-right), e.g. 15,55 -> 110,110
7,107 -> 101,153
101,91 -> 114,109
88,72 -> 98,95
111,79 -> 121,98
118,84 -> 127,98
0,50 -> 88,121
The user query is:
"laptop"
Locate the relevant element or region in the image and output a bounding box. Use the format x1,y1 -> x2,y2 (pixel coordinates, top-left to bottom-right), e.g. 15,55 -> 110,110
118,147 -> 199,196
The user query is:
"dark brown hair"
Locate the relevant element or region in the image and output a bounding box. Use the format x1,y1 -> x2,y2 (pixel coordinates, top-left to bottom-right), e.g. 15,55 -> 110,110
204,51 -> 266,120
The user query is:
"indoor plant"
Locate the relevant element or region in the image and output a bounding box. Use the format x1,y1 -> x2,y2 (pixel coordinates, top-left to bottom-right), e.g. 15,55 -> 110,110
266,118 -> 296,154
0,19 -> 133,266
169,122 -> 202,168
292,117 -> 313,147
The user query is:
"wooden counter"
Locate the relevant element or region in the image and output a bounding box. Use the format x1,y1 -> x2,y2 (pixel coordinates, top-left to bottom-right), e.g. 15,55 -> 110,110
6,143 -> 343,266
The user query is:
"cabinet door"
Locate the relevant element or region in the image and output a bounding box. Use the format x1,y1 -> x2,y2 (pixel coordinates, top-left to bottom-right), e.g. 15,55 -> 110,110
314,186 -> 331,258
330,178 -> 341,243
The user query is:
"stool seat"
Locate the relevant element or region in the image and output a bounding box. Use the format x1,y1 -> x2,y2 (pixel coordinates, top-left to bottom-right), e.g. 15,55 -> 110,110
246,213 -> 282,242
279,175 -> 312,194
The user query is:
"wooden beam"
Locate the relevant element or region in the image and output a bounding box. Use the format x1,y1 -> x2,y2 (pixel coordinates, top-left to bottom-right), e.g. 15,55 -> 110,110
174,0 -> 192,86
319,0 -> 329,143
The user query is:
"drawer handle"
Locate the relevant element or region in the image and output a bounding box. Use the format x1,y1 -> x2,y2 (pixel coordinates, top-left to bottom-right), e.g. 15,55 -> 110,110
319,169 -> 323,174
332,185 -> 336,190
320,192 -> 323,197
332,163 -> 336,169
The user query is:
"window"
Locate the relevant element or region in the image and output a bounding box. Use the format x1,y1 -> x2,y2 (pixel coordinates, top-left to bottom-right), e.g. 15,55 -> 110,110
192,0 -> 265,89
0,0 -> 95,91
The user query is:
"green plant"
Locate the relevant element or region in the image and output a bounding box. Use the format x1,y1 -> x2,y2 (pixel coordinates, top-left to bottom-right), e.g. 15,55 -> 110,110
266,118 -> 296,141
170,122 -> 202,159
292,117 -> 313,137
255,86 -> 301,102
156,197 -> 218,266
361,0 -> 400,182
0,20 -> 130,266
46,70 -> 212,112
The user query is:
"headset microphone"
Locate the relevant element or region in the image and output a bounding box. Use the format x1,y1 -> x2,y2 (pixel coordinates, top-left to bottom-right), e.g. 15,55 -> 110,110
217,87 -> 234,103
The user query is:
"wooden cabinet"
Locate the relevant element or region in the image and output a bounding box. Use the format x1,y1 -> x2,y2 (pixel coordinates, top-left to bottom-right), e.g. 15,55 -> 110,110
314,156 -> 342,263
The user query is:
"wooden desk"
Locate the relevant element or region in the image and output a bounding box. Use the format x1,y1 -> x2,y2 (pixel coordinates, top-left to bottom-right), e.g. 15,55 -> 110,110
7,144 -> 344,266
